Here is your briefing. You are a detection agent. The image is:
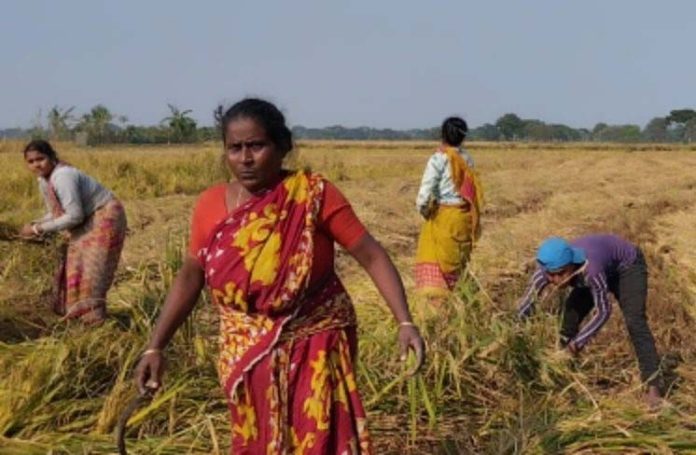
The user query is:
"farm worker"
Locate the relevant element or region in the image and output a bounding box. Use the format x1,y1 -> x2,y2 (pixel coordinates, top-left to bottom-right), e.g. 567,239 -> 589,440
518,234 -> 662,406
19,140 -> 127,325
135,98 -> 425,454
414,116 -> 483,300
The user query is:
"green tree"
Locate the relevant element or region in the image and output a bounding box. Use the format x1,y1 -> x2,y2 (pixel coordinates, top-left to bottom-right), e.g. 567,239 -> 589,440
666,109 -> 696,127
576,128 -> 592,141
470,123 -> 500,141
495,113 -> 524,140
594,124 -> 642,142
683,118 -> 696,143
47,106 -> 75,140
522,119 -> 551,141
28,109 -> 47,139
163,104 -> 198,143
591,123 -> 608,141
213,105 -> 225,137
664,109 -> 696,142
642,117 -> 669,142
77,105 -> 115,145
549,124 -> 581,141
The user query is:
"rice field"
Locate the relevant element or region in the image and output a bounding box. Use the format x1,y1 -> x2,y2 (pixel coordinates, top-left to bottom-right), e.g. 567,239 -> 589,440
1,140 -> 695,454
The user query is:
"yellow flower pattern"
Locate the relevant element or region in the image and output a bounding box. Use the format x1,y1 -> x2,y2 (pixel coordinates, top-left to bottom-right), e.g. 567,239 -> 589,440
284,173 -> 309,203
331,334 -> 358,412
232,385 -> 258,443
232,203 -> 283,286
303,350 -> 331,431
290,427 -> 317,454
250,231 -> 282,285
217,310 -> 275,386
212,281 -> 247,312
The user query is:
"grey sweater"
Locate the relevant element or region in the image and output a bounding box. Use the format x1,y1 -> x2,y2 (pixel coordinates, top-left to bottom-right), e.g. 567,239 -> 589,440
35,166 -> 114,233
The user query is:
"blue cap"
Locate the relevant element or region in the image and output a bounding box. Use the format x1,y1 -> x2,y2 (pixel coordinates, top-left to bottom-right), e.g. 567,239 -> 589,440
536,237 -> 586,272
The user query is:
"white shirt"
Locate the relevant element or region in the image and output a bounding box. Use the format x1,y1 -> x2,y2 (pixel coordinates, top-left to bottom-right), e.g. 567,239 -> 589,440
36,166 -> 114,233
415,147 -> 475,210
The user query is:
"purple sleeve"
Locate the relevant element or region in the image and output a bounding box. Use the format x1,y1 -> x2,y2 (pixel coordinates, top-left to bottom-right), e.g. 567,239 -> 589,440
572,273 -> 612,348
518,268 -> 549,318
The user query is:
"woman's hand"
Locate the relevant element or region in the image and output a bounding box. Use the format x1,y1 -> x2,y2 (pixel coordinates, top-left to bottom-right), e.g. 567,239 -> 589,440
135,351 -> 165,395
418,204 -> 431,219
418,197 -> 438,220
399,325 -> 425,376
566,340 -> 581,356
348,235 -> 426,376
19,224 -> 37,238
132,258 -> 205,395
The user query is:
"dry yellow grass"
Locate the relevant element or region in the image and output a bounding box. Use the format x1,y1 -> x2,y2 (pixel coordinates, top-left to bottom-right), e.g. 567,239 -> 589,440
1,139 -> 695,453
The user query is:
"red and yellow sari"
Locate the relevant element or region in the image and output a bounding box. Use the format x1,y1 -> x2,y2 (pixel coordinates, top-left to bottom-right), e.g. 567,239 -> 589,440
199,171 -> 372,454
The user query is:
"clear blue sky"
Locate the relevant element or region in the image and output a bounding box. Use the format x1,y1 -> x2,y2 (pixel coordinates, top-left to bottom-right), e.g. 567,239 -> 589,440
1,0 -> 694,129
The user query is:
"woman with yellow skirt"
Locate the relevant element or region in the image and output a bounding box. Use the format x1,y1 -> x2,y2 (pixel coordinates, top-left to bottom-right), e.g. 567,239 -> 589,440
414,117 -> 483,300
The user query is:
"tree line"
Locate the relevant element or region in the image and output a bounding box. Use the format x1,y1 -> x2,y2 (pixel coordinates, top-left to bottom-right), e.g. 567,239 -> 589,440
2,105 -> 695,144
472,110 -> 696,143
1,104 -> 214,146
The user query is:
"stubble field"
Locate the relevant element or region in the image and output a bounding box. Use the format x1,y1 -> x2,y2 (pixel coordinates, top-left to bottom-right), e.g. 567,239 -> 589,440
1,140 -> 695,454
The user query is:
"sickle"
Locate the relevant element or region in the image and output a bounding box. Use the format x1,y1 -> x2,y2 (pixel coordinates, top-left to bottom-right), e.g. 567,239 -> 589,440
0,233 -> 48,243
116,391 -> 154,455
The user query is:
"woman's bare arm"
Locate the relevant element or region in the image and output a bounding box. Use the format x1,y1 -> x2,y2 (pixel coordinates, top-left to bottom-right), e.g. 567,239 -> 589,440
347,234 -> 425,373
134,257 -> 205,393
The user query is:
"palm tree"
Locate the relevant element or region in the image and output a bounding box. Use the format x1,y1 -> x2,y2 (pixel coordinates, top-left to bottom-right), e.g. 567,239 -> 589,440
77,105 -> 114,145
162,104 -> 197,143
47,106 -> 76,140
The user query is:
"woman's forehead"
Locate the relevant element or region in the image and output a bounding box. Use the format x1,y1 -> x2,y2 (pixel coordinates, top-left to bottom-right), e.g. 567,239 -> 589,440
25,150 -> 47,158
226,118 -> 267,140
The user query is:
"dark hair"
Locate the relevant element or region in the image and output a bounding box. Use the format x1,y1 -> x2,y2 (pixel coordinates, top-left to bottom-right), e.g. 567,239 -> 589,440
217,98 -> 293,157
23,139 -> 59,162
441,116 -> 468,146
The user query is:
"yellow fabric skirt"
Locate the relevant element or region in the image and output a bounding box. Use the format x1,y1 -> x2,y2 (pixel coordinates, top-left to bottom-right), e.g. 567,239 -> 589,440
414,206 -> 473,297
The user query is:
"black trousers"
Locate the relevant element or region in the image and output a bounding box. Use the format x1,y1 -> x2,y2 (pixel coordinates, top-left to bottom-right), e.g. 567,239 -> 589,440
560,250 -> 661,388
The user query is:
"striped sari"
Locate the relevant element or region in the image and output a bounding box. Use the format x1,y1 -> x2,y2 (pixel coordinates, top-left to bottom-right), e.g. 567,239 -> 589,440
199,171 -> 371,454
48,167 -> 127,324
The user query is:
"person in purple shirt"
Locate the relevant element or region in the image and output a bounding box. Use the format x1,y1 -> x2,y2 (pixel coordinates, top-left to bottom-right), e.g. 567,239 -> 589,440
518,234 -> 662,406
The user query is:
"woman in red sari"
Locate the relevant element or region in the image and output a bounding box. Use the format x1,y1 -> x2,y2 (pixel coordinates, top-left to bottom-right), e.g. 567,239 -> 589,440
135,98 -> 425,454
